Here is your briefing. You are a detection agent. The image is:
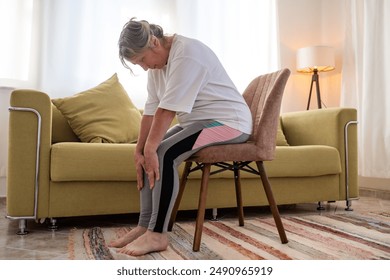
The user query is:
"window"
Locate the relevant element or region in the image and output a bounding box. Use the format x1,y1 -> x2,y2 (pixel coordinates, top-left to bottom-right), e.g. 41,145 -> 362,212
1,0 -> 278,107
0,0 -> 35,87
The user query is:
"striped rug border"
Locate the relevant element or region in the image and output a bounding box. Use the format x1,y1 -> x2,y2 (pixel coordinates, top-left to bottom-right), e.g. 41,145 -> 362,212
68,212 -> 390,260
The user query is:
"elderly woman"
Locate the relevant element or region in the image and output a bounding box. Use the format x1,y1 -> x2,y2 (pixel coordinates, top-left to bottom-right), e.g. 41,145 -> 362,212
109,18 -> 252,256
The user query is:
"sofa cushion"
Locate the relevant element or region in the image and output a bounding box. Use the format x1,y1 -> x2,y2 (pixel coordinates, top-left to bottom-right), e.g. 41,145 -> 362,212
265,145 -> 341,177
51,143 -> 341,182
51,142 -> 138,181
52,74 -> 141,143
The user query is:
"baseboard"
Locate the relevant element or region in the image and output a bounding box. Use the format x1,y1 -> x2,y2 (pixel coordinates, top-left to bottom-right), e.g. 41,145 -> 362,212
359,187 -> 390,200
358,176 -> 390,200
0,177 -> 6,197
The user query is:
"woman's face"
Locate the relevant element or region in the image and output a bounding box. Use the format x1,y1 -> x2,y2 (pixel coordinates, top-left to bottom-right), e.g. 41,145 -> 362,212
129,37 -> 168,71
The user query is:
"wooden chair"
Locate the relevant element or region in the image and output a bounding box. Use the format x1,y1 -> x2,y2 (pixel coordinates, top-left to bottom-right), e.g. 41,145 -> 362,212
169,68 -> 291,251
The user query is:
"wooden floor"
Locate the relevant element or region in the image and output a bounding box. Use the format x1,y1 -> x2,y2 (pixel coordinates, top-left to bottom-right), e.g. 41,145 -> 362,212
0,196 -> 389,260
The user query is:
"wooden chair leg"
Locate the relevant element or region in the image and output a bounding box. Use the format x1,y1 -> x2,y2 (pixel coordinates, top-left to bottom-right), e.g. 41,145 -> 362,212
256,161 -> 288,244
168,161 -> 192,231
233,162 -> 244,226
193,163 -> 211,251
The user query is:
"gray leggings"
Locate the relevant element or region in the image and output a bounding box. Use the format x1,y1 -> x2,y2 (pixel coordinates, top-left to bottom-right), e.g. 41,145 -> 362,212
138,120 -> 250,233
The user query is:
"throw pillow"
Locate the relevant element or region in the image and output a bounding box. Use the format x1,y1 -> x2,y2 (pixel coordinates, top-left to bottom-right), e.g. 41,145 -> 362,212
52,73 -> 141,143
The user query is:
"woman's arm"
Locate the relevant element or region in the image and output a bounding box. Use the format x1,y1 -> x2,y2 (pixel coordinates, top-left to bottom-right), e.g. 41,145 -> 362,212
144,108 -> 176,188
136,115 -> 154,154
134,114 -> 153,190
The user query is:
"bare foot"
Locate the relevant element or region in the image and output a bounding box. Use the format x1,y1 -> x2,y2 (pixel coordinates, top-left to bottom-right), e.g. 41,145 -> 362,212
108,226 -> 147,248
118,230 -> 169,256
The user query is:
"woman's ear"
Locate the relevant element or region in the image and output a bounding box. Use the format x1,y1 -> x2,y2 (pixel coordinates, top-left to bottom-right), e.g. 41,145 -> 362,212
149,36 -> 160,48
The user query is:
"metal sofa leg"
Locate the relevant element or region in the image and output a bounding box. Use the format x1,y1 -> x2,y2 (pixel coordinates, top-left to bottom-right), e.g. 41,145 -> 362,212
16,219 -> 28,235
345,200 -> 353,211
212,208 -> 218,221
48,218 -> 58,230
317,201 -> 325,210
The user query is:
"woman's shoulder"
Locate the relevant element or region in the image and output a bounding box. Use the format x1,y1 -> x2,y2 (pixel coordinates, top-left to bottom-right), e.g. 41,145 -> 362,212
173,35 -> 198,51
171,35 -> 215,60
174,34 -> 199,45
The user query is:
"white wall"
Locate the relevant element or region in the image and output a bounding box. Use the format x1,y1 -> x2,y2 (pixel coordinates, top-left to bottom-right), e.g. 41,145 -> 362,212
0,87 -> 12,197
278,0 -> 345,112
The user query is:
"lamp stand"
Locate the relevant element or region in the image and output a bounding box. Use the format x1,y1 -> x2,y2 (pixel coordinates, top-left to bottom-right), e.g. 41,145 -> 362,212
306,69 -> 322,110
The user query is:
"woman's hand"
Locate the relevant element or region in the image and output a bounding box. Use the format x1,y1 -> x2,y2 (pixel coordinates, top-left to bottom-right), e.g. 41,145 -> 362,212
142,108 -> 175,189
143,150 -> 160,189
134,152 -> 146,191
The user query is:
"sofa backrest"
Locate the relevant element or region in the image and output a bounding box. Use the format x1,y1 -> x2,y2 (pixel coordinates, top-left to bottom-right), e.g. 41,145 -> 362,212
51,104 -> 286,145
51,104 -> 80,143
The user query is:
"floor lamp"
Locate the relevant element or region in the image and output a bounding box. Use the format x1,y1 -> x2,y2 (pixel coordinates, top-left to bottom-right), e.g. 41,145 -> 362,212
297,46 -> 335,110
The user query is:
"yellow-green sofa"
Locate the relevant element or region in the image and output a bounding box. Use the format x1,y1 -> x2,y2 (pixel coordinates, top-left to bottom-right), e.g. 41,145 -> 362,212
6,90 -> 358,233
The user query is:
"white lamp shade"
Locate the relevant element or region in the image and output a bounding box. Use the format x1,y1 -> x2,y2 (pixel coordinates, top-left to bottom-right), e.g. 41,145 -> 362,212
297,46 -> 335,73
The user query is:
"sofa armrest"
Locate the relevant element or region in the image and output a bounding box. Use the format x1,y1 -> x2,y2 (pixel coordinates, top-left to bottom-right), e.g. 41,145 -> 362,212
281,107 -> 358,201
281,108 -> 356,147
7,90 -> 52,218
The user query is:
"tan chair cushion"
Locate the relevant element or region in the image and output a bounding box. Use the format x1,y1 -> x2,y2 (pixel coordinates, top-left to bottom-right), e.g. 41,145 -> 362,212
52,73 -> 141,143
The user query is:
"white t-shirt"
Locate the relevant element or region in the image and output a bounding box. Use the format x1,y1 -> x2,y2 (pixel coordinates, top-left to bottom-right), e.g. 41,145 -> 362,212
144,35 -> 252,134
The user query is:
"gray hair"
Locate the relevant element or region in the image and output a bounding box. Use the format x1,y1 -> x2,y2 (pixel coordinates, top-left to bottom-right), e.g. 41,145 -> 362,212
118,17 -> 164,71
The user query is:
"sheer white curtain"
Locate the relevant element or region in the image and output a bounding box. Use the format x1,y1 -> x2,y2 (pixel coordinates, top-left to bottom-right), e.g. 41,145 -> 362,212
174,0 -> 279,93
1,0 -> 279,108
0,0 -> 37,88
341,0 -> 390,178
37,0 -> 175,106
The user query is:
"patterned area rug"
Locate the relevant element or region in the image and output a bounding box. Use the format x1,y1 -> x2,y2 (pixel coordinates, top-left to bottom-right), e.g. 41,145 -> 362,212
68,212 -> 390,260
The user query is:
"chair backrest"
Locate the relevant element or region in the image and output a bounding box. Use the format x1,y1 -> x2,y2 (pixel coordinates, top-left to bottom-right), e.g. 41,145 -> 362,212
243,68 -> 290,158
